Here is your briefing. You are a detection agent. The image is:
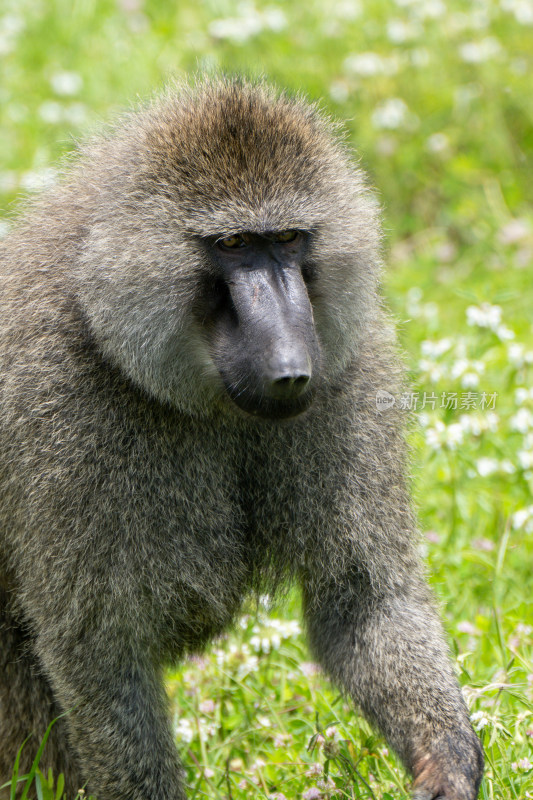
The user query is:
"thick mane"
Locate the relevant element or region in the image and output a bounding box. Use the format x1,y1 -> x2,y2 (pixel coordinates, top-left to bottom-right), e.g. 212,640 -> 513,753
86,79 -> 365,237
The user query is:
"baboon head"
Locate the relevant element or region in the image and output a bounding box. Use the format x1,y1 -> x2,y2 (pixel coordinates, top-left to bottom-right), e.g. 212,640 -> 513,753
74,79 -> 382,419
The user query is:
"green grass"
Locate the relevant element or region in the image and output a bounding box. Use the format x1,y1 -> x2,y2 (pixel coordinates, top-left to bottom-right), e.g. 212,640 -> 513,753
1,0 -> 532,797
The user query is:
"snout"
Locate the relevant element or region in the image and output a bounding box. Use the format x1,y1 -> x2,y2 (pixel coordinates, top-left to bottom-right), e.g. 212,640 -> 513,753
213,263 -> 320,420
265,348 -> 312,401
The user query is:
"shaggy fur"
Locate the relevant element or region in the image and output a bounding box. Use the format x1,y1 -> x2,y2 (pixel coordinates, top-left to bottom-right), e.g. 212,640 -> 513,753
0,78 -> 483,799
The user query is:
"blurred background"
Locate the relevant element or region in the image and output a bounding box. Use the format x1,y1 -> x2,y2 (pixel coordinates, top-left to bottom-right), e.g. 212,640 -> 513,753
1,1 -> 532,798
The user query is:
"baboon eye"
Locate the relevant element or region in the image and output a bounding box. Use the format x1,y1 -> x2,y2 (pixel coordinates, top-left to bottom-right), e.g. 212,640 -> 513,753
219,234 -> 247,249
274,230 -> 298,243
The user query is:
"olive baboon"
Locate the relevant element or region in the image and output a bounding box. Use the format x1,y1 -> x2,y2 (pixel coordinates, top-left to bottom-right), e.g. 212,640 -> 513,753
0,79 -> 483,799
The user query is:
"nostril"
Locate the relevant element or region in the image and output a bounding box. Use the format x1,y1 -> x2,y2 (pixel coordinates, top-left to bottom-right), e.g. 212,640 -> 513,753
272,373 -> 311,399
294,375 -> 310,389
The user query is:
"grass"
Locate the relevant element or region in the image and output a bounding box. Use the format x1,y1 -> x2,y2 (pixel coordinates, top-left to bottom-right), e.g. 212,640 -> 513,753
1,0 -> 532,797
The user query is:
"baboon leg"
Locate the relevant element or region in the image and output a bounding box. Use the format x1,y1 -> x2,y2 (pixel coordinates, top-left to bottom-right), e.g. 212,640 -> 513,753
32,619 -> 187,800
304,575 -> 483,800
0,596 -> 82,800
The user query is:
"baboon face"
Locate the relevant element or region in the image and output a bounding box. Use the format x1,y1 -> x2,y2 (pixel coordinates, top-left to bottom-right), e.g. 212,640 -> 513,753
75,82 -> 381,418
199,229 -> 320,420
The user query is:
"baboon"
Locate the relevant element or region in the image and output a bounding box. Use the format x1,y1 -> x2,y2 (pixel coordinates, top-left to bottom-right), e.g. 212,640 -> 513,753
0,78 -> 483,800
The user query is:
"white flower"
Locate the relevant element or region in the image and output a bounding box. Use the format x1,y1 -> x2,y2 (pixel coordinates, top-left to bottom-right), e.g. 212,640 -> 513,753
498,218 -> 530,245
512,757 -> 533,771
209,11 -> 262,42
1,13 -> 24,34
459,412 -> 499,436
175,717 -> 194,743
512,505 -> 533,533
393,0 -> 445,13
435,240 -> 457,262
495,324 -> 515,341
466,303 -> 502,330
252,617 -> 301,650
50,71 -> 83,96
63,103 -> 87,125
300,661 -> 321,677
426,133 -> 450,154
273,732 -> 292,749
236,653 -> 258,678
476,457 -> 499,477
39,101 -> 63,124
459,37 -> 501,63
518,450 -> 533,469
461,373 -> 480,388
501,0 -> 533,25
344,51 -> 398,76
470,710 -> 489,730
451,358 -> 469,378
516,387 -> 533,404
331,0 -> 362,19
208,4 -> 285,43
408,286 -> 423,302
395,0 -> 445,17
446,423 -> 465,448
510,408 -> 533,433
450,359 -> 485,384
387,18 -> 420,42
418,359 -> 445,383
426,420 -> 465,450
500,459 -> 516,474
318,776 -> 338,791
411,47 -> 431,66
118,0 -> 142,12
199,717 -> 216,738
458,621 -> 478,635
372,98 -> 409,129
302,789 -> 322,800
486,412 -> 500,432
329,81 -> 349,103
509,345 -> 533,367
425,420 -> 445,449
0,14 -> 24,56
263,7 -> 287,31
376,136 -> 398,156
418,0 -> 445,18
421,338 -> 453,358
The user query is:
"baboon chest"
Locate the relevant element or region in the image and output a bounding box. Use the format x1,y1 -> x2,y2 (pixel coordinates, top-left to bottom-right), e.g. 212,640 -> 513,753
120,431 -> 253,650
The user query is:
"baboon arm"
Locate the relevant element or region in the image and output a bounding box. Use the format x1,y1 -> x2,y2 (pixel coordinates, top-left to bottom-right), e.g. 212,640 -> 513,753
33,629 -> 186,800
303,579 -> 483,800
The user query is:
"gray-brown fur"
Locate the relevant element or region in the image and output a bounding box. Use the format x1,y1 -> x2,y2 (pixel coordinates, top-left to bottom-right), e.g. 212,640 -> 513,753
0,78 -> 483,799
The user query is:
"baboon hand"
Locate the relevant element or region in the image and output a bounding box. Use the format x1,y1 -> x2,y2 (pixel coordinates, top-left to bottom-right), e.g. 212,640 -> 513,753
412,732 -> 484,800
